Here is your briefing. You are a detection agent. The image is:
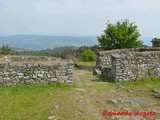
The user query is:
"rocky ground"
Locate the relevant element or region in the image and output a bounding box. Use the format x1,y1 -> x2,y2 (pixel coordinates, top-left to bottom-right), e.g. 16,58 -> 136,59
69,66 -> 160,120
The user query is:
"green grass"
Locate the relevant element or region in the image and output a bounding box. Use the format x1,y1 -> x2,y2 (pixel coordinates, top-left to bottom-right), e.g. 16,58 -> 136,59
120,78 -> 160,89
0,54 -> 4,58
76,61 -> 96,67
74,61 -> 96,70
0,84 -> 72,120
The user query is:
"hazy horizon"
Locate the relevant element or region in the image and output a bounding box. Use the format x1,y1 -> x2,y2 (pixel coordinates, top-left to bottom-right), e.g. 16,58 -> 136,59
0,35 -> 153,51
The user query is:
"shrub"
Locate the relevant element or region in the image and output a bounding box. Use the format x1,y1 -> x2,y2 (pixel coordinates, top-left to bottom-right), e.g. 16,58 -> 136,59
0,45 -> 11,55
82,50 -> 96,61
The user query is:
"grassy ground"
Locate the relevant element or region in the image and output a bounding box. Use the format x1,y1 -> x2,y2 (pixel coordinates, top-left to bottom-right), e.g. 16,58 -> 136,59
0,61 -> 160,120
0,54 -> 5,58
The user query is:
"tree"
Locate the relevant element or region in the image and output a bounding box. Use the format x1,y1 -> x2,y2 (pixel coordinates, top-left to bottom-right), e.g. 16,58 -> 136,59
97,19 -> 143,50
0,45 -> 11,55
82,50 -> 96,61
151,38 -> 160,47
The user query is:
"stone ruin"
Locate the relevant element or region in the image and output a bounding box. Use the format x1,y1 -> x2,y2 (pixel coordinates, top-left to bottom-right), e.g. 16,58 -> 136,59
0,56 -> 74,86
94,47 -> 160,82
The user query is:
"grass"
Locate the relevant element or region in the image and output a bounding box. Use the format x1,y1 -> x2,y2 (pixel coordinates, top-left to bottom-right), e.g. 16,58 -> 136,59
75,61 -> 96,67
120,78 -> 160,89
0,61 -> 160,120
74,61 -> 96,70
0,84 -> 71,120
0,54 -> 5,58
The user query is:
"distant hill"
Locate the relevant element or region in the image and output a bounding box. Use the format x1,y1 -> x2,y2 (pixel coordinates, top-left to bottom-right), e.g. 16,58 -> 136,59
0,35 -> 98,51
0,35 -> 153,51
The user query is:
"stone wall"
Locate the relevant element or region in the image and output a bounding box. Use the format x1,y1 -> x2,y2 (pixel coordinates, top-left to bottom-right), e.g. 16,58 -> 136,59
95,47 -> 160,82
0,56 -> 74,86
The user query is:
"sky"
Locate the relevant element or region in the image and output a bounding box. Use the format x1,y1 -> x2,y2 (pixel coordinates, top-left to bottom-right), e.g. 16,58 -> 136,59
0,0 -> 160,37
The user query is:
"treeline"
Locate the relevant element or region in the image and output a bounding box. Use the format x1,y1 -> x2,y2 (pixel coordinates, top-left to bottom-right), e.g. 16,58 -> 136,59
10,45 -> 100,61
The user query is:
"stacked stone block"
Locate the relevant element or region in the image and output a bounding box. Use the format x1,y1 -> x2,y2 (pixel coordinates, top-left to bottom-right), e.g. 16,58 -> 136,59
0,56 -> 74,86
95,47 -> 160,82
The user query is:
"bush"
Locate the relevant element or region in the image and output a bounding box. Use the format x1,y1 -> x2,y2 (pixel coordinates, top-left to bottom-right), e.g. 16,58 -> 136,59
0,45 -> 11,55
82,50 -> 96,61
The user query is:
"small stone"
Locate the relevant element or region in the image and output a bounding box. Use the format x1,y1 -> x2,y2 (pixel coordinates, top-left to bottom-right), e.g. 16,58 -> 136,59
107,99 -> 117,105
11,79 -> 20,83
117,84 -> 124,90
37,74 -> 43,78
27,64 -> 32,68
154,94 -> 160,98
93,68 -> 101,75
10,71 -> 17,75
34,63 -> 39,67
130,100 -> 139,106
47,74 -> 51,78
55,105 -> 59,109
17,73 -> 23,76
65,80 -> 72,84
74,88 -> 87,92
110,89 -> 116,93
32,74 -> 37,79
152,88 -> 160,93
50,111 -> 53,114
117,98 -> 125,103
75,82 -> 83,87
127,89 -> 132,93
48,116 -> 59,120
50,78 -> 57,82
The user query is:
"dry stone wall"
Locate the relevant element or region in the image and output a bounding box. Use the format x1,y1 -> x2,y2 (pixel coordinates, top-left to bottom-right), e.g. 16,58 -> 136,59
95,47 -> 160,82
0,56 -> 74,86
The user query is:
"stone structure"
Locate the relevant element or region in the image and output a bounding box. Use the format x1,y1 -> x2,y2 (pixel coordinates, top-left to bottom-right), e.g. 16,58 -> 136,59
0,56 -> 74,86
94,47 -> 160,82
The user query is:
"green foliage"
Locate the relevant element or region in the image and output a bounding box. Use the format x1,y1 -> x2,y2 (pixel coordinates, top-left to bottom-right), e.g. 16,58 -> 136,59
0,45 -> 11,55
13,46 -> 77,59
76,45 -> 100,59
97,19 -> 143,50
13,45 -> 100,61
151,38 -> 160,47
82,50 -> 96,61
